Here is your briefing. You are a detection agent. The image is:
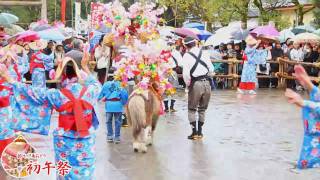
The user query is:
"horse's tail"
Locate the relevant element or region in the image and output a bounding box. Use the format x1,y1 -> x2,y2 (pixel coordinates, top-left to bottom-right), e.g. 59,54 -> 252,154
127,95 -> 146,139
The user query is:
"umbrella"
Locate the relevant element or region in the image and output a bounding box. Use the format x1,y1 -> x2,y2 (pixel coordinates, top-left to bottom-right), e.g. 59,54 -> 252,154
292,33 -> 320,43
214,26 -> 248,40
158,26 -> 175,38
291,25 -> 316,35
59,27 -> 75,39
14,30 -> 39,42
197,30 -> 213,41
174,28 -> 199,40
32,24 -> 52,32
38,28 -> 66,41
313,29 -> 320,36
204,33 -> 233,47
231,29 -> 249,41
89,30 -> 104,52
183,22 -> 205,30
251,25 -> 280,41
279,29 -> 295,43
0,13 -> 19,26
4,24 -> 24,36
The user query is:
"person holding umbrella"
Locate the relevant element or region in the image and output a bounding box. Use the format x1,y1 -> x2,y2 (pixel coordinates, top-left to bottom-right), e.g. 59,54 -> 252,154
238,35 -> 268,94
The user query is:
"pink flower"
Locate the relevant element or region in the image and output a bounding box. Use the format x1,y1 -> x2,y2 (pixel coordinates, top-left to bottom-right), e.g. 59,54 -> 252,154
56,142 -> 63,148
60,152 -> 67,158
311,148 -> 318,157
75,143 -> 83,149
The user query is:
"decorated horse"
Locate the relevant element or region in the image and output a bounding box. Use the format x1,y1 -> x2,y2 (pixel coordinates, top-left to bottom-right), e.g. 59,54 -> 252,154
126,83 -> 162,153
95,0 -> 173,153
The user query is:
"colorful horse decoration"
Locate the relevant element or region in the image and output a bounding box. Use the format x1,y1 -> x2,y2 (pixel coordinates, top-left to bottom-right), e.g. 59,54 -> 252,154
96,0 -> 175,153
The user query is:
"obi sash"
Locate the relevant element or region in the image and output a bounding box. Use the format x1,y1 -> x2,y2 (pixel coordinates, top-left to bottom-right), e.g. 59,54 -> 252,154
56,87 -> 94,137
30,51 -> 45,73
106,98 -> 120,101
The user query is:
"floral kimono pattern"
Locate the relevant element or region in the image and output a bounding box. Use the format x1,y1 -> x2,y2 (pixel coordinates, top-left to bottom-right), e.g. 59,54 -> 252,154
299,85 -> 320,169
11,75 -> 101,179
239,47 -> 267,90
0,81 -> 15,140
30,51 -> 54,88
0,56 -> 29,140
17,53 -> 29,80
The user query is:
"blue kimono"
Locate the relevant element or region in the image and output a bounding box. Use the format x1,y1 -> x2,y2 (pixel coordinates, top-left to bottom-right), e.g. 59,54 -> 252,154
0,56 -> 29,141
30,51 -> 54,88
98,81 -> 128,113
10,75 -> 101,179
298,85 -> 320,169
0,81 -> 15,140
239,47 -> 267,90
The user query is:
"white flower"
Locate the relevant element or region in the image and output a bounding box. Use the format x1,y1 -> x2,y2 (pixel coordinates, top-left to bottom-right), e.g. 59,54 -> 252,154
311,138 -> 319,148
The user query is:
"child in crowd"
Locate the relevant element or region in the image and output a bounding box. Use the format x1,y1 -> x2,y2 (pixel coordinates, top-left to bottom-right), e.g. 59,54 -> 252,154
99,77 -> 128,143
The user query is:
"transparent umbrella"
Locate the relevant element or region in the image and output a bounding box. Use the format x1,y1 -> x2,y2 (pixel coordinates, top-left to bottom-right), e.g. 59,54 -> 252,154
0,13 -> 19,26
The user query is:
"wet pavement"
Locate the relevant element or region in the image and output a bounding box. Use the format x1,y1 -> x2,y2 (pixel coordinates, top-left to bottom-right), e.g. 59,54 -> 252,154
1,89 -> 320,180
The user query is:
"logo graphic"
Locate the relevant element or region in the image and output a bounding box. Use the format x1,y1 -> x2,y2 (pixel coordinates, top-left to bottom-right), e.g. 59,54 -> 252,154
1,135 -> 37,178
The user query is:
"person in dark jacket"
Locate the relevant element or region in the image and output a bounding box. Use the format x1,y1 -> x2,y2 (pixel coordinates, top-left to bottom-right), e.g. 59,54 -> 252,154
304,44 -> 319,76
270,42 -> 284,88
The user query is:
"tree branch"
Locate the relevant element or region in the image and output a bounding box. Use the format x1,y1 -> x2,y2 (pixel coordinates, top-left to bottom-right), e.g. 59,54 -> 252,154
303,6 -> 315,14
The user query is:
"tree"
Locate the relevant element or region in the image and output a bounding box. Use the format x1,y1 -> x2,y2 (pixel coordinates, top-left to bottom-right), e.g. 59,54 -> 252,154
229,0 -> 250,29
158,0 -> 196,27
252,0 -> 290,23
313,0 -> 320,28
292,0 -> 315,25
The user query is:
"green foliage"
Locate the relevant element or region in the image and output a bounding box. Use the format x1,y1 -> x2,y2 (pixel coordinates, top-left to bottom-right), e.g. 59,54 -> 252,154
313,0 -> 320,28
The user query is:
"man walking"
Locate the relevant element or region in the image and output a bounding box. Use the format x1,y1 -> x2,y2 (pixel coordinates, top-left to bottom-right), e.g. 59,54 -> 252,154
182,37 -> 214,140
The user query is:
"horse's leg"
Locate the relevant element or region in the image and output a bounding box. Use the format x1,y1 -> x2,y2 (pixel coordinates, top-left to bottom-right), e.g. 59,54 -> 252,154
138,128 -> 147,153
133,137 -> 139,153
145,125 -> 153,146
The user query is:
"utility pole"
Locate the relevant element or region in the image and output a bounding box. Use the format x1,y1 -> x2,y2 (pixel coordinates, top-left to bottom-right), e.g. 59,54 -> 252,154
41,0 -> 47,20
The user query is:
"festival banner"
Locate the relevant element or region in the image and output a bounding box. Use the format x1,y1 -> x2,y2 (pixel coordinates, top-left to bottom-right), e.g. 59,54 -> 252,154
90,2 -> 103,29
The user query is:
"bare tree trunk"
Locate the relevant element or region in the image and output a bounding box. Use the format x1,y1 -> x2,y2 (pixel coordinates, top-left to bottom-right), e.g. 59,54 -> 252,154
297,5 -> 304,25
41,0 -> 47,20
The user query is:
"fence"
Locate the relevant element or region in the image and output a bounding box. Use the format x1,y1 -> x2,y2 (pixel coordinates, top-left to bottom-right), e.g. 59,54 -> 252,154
208,57 -> 320,89
25,58 -> 320,89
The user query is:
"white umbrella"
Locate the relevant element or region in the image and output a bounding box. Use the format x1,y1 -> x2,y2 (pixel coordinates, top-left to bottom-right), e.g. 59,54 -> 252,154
205,33 -> 233,47
292,33 -> 320,43
4,24 -> 24,36
279,29 -> 295,43
158,26 -> 175,38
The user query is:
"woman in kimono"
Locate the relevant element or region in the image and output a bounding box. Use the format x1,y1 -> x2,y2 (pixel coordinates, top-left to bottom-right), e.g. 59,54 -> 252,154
285,65 -> 320,169
28,40 -> 54,88
237,35 -> 268,95
0,49 -> 29,155
0,53 -> 101,179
